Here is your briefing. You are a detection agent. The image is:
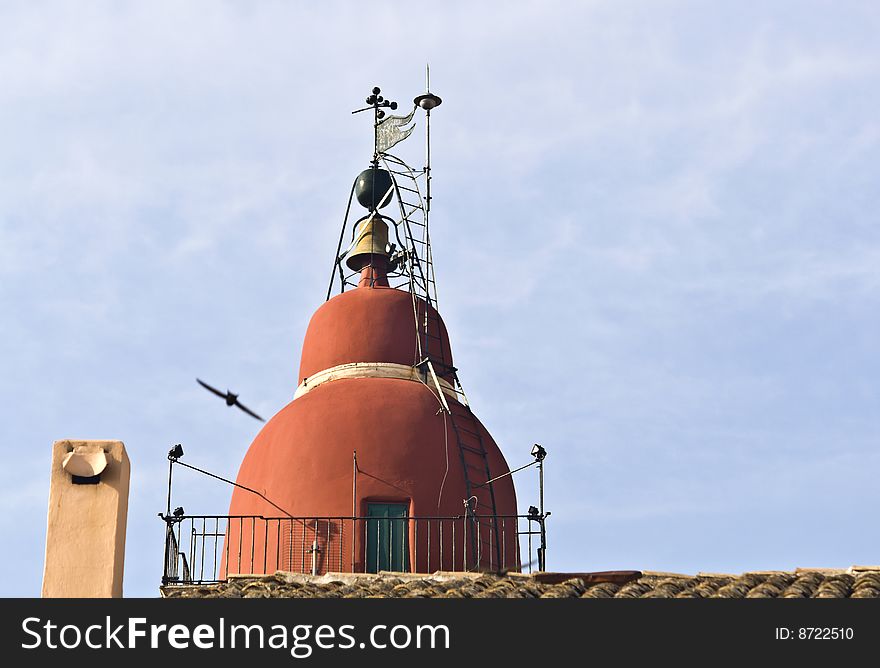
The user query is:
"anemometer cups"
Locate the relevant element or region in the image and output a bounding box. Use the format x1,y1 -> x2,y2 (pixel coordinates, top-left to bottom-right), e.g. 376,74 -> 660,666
355,167 -> 394,211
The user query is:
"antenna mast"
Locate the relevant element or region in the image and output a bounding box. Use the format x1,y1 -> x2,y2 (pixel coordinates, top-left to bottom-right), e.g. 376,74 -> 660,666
415,65 -> 442,215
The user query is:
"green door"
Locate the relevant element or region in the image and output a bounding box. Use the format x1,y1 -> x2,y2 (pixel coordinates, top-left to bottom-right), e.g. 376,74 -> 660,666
366,503 -> 409,573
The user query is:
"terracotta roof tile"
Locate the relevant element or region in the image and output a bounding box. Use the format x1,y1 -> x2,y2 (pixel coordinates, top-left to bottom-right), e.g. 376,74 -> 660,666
160,568 -> 880,599
852,572 -> 880,598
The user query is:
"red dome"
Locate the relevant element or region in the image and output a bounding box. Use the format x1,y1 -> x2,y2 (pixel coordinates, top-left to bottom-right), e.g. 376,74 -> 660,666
230,378 -> 515,519
227,284 -> 519,575
298,286 -> 455,382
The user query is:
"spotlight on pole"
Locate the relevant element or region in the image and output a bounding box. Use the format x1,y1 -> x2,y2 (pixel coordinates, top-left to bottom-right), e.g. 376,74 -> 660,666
172,506 -> 185,518
168,444 -> 184,461
531,444 -> 547,461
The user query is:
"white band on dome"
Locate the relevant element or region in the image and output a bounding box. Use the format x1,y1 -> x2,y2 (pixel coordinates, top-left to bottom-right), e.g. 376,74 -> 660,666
294,361 -> 459,401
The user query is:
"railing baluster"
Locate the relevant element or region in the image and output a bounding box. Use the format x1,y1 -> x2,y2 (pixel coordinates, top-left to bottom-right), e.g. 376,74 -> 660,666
440,521 -> 444,571
250,517 -> 256,574
528,519 -> 533,574
363,517 -> 368,574
213,517 -> 219,581
451,521 -> 455,572
199,517 -> 206,582
275,520 -> 280,573
312,519 -> 318,575
288,519 -> 293,572
502,519 -> 506,571
388,515 -> 394,571
188,521 -> 194,581
484,518 -> 489,571
224,518 -> 230,580
463,516 -> 468,571
477,517 -> 482,569
237,518 -> 242,577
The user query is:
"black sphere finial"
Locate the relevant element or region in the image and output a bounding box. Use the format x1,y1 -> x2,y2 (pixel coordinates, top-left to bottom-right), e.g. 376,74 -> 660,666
355,167 -> 394,211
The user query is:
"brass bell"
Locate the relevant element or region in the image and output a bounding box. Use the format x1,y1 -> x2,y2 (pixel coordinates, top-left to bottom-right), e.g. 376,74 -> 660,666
346,214 -> 390,271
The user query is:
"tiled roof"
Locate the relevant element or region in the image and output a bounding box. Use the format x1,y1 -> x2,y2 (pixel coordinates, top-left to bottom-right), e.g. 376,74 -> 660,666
161,567 -> 880,599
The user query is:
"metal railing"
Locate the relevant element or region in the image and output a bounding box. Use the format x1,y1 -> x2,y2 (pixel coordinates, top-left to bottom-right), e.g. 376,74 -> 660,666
161,513 -> 547,585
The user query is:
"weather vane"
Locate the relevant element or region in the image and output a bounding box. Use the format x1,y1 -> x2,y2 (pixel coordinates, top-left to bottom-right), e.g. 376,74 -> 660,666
352,86 -> 417,164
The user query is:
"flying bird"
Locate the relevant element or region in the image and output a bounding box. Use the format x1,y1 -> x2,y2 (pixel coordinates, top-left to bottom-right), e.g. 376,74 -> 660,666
196,378 -> 265,422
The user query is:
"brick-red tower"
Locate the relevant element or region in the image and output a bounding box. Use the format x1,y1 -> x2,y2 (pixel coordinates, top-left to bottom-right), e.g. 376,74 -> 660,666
225,86 -> 519,575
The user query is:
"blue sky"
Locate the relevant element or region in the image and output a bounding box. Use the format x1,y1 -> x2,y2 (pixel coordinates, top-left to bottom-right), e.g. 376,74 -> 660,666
2,1 -> 878,596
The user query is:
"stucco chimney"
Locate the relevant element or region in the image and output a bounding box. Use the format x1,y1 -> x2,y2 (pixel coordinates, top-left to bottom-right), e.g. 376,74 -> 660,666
42,439 -> 130,597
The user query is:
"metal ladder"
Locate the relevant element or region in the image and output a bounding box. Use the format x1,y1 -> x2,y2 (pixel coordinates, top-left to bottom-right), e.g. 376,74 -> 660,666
381,151 -> 502,570
421,357 -> 502,571
447,391 -> 502,570
380,152 -> 438,310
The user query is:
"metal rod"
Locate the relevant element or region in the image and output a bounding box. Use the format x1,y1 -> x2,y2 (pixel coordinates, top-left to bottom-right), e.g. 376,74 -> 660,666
463,515 -> 468,571
502,519 -> 506,571
476,459 -> 538,487
177,522 -> 184,580
538,458 -> 546,571
425,64 -> 432,214
373,96 -> 379,166
288,519 -> 293,572
166,458 -> 173,517
528,521 -> 533,574
352,451 -> 357,518
539,458 -> 545,518
173,459 -> 293,517
311,520 -> 319,576
326,180 -> 358,301
487,519 -> 492,571
199,518 -> 206,581
224,518 -> 230,580
213,517 -> 219,580
363,517 -> 368,573
189,524 -> 196,580
451,520 -> 455,571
